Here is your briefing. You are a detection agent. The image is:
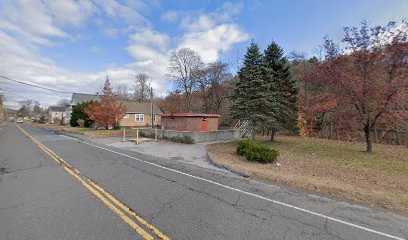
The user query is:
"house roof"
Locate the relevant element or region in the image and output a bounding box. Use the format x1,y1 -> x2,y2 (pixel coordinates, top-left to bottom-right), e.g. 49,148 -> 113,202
119,101 -> 163,114
70,93 -> 162,114
160,113 -> 220,118
71,93 -> 100,105
49,106 -> 66,112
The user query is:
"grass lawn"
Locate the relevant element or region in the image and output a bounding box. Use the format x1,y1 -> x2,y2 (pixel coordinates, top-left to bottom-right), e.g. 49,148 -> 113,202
207,135 -> 408,213
63,127 -> 123,138
30,122 -> 123,138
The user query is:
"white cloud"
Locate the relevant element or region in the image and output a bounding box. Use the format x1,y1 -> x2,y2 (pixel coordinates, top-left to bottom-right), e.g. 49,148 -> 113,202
90,45 -> 101,54
180,2 -> 244,31
178,2 -> 248,63
48,0 -> 96,27
0,0 -> 100,48
0,1 -> 248,109
126,29 -> 171,93
180,24 -> 248,63
162,10 -> 178,22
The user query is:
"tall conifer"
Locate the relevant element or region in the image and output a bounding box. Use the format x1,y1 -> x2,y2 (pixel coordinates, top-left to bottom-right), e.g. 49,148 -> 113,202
263,42 -> 298,141
230,41 -> 273,139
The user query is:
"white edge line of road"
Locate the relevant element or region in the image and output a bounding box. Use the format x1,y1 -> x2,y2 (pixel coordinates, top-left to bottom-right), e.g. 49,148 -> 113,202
58,134 -> 405,240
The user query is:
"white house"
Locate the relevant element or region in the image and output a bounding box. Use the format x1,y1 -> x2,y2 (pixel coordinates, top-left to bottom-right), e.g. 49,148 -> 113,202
48,106 -> 66,124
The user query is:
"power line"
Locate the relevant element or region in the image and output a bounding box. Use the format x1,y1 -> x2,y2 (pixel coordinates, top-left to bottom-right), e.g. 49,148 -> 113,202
0,75 -> 72,94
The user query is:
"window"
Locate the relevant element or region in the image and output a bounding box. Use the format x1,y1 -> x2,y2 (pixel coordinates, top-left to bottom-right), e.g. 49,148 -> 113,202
135,114 -> 144,122
123,114 -> 129,119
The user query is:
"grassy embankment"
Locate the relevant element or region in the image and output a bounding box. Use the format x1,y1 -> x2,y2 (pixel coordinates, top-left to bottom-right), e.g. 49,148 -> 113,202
207,136 -> 408,212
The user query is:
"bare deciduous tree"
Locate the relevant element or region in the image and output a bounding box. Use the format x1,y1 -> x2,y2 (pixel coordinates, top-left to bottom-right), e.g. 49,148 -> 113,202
167,48 -> 203,112
115,84 -> 130,100
134,73 -> 151,102
197,61 -> 232,113
57,99 -> 70,107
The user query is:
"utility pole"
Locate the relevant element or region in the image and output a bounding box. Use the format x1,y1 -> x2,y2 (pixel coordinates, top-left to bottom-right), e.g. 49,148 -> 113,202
150,87 -> 154,128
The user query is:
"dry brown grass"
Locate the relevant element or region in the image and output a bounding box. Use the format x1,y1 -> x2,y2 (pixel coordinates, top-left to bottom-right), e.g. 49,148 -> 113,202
31,122 -> 123,138
207,135 -> 408,213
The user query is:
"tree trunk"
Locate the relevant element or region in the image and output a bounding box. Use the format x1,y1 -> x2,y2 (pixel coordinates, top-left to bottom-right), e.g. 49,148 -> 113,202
270,130 -> 276,142
374,125 -> 378,143
364,125 -> 372,152
330,124 -> 333,139
251,131 -> 256,141
395,129 -> 401,145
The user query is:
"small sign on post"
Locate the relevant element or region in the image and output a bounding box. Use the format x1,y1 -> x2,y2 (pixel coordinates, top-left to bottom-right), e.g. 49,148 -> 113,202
122,128 -> 126,142
155,128 -> 157,141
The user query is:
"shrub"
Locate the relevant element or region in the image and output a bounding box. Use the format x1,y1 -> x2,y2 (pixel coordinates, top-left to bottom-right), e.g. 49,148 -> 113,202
77,119 -> 85,128
70,101 -> 94,128
164,135 -> 194,144
236,140 -> 279,164
139,131 -> 155,138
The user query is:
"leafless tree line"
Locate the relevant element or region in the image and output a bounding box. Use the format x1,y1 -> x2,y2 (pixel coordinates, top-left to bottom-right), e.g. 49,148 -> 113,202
166,48 -> 234,115
114,73 -> 152,102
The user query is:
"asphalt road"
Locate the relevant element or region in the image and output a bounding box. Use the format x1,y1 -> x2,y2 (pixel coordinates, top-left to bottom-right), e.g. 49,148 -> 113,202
0,123 -> 407,240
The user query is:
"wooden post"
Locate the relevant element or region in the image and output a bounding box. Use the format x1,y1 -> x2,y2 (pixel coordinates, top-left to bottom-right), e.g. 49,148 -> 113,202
122,128 -> 125,142
155,128 -> 157,141
136,128 -> 139,145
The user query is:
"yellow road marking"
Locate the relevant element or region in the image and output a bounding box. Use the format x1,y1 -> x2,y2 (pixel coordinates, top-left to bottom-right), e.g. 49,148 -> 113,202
86,178 -> 170,240
16,124 -> 170,240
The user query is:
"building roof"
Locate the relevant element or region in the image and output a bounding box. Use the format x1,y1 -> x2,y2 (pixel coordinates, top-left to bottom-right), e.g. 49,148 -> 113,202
160,113 -> 220,118
71,93 -> 100,105
70,93 -> 162,114
49,106 -> 66,112
119,101 -> 163,114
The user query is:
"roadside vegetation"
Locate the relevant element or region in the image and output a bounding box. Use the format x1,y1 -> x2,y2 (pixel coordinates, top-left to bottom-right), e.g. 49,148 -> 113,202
30,122 -> 123,138
166,135 -> 194,144
207,136 -> 408,212
237,140 -> 279,163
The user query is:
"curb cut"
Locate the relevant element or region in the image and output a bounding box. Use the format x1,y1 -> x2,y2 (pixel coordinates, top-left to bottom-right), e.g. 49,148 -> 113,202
206,151 -> 249,178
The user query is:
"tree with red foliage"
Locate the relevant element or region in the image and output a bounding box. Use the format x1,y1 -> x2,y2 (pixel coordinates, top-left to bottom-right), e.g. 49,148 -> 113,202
158,89 -> 185,114
307,21 -> 408,152
86,77 -> 127,129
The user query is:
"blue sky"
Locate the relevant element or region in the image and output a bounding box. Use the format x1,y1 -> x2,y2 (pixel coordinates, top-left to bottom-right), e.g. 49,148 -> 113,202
0,0 -> 407,108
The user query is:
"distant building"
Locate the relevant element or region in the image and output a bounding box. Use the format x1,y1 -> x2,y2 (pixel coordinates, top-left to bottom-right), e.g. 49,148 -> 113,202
5,108 -> 17,121
67,93 -> 163,127
65,93 -> 100,124
160,113 -> 220,132
48,106 -> 66,124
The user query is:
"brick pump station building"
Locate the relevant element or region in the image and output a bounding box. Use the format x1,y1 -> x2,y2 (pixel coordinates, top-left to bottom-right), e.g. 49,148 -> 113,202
160,113 -> 220,132
137,113 -> 239,143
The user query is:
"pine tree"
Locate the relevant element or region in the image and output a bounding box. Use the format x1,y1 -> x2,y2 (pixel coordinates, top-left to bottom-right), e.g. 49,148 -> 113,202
230,41 -> 273,140
263,42 -> 298,141
70,101 -> 94,127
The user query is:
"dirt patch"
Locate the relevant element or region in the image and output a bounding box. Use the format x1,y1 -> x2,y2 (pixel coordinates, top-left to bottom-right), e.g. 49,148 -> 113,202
207,136 -> 408,213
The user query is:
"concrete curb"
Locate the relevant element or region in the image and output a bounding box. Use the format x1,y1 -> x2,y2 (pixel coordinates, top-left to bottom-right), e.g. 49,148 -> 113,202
206,150 -> 249,178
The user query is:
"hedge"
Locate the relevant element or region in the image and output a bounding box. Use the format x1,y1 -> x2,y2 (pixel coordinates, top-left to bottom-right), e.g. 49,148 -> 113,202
237,140 -> 279,164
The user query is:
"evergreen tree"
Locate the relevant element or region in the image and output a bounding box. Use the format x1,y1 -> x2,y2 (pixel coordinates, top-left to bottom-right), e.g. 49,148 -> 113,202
230,41 -> 274,140
263,42 -> 298,141
70,101 -> 94,127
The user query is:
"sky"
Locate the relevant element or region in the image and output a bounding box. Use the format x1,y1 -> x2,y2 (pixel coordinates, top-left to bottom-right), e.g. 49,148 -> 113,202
0,0 -> 407,109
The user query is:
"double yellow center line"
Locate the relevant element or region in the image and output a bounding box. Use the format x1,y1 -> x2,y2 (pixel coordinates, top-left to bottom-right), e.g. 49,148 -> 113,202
16,124 -> 170,240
